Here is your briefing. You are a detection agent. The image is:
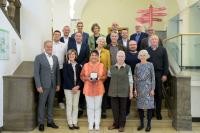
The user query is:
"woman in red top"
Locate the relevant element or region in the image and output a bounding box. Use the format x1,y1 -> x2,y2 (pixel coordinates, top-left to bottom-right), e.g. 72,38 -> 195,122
80,50 -> 107,131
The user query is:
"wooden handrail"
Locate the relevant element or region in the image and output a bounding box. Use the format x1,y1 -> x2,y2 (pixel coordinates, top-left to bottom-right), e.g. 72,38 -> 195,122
163,33 -> 200,43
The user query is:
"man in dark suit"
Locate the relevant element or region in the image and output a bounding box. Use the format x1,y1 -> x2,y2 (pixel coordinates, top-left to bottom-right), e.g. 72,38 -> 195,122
68,32 -> 90,117
60,25 -> 75,48
118,29 -> 130,51
130,23 -> 148,51
147,35 -> 169,120
34,40 -> 60,131
140,26 -> 163,50
71,21 -> 89,45
68,32 -> 90,66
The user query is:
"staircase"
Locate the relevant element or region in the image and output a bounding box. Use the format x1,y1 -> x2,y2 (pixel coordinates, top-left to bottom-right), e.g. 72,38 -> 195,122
53,99 -> 172,128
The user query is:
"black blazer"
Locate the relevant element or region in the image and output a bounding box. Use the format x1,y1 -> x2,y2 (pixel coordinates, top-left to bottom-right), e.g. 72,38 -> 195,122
118,39 -> 130,51
63,62 -> 83,90
60,36 -> 75,45
130,32 -> 148,51
71,32 -> 89,45
146,46 -> 169,76
67,42 -> 90,66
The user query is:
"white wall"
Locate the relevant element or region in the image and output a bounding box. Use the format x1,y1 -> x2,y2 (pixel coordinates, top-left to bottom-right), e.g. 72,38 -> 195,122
0,9 -> 23,127
52,0 -> 70,31
191,85 -> 200,117
191,76 -> 200,117
0,0 -> 59,127
20,0 -> 52,61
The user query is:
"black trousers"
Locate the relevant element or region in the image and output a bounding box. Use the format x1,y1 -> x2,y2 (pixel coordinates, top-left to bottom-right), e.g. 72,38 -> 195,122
111,97 -> 127,128
57,69 -> 64,103
102,77 -> 111,113
126,98 -> 131,115
138,109 -> 153,126
155,72 -> 163,116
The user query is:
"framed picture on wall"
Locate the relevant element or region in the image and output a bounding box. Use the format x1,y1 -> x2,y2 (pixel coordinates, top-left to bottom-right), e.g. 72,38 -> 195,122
0,29 -> 9,60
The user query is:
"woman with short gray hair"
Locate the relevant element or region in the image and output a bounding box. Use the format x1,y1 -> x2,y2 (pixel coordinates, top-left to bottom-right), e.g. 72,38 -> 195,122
134,50 -> 155,132
108,50 -> 133,132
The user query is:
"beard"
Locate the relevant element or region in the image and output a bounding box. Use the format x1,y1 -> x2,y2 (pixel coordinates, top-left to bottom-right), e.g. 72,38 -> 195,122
129,49 -> 137,52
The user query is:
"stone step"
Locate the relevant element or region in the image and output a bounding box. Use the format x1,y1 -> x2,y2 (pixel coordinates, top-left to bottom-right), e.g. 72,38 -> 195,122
54,118 -> 172,128
54,108 -> 171,120
52,102 -> 172,128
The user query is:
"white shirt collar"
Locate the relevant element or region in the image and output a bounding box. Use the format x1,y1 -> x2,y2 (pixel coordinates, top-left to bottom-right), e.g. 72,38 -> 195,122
45,52 -> 52,57
53,41 -> 61,44
151,45 -> 158,50
64,36 -> 69,39
68,60 -> 77,64
122,38 -> 128,42
76,42 -> 82,45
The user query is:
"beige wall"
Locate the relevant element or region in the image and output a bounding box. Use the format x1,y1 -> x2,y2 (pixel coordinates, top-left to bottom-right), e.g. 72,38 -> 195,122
80,0 -> 179,36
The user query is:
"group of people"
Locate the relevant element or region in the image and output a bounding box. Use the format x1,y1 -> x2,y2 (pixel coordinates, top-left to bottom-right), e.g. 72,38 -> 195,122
34,21 -> 169,132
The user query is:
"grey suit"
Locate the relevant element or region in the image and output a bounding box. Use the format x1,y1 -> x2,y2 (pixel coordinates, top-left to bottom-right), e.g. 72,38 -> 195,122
34,53 -> 60,124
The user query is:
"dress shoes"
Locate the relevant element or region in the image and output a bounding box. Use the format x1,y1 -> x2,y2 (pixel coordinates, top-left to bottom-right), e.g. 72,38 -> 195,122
156,114 -> 162,120
68,124 -> 74,130
108,125 -> 118,130
47,122 -> 59,129
38,124 -> 44,131
73,124 -> 80,129
118,127 -> 125,132
145,126 -> 151,132
137,125 -> 144,131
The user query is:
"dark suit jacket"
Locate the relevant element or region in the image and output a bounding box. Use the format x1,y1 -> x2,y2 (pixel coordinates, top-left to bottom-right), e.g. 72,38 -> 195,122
146,46 -> 169,76
118,39 -> 130,51
140,37 -> 163,50
67,42 -> 90,66
71,32 -> 89,45
34,53 -> 60,89
60,36 -> 75,45
130,32 -> 148,51
63,62 -> 83,90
